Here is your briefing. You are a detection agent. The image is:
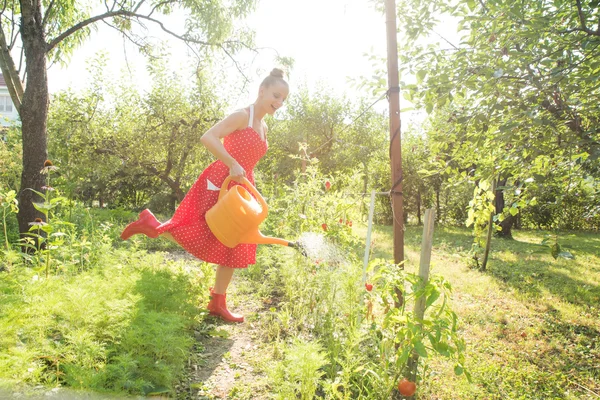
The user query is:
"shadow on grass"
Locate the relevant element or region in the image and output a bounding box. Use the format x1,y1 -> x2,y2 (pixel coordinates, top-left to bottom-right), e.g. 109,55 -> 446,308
93,267 -> 207,396
509,229 -> 600,258
536,308 -> 600,391
61,265 -> 219,397
487,255 -> 600,307
127,268 -> 235,397
371,224 -> 600,308
481,231 -> 600,307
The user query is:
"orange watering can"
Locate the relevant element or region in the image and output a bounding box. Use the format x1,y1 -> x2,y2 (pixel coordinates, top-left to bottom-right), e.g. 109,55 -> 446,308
206,177 -> 302,252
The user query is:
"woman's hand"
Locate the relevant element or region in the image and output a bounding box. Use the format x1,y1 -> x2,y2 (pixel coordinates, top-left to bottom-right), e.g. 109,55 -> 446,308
229,161 -> 246,182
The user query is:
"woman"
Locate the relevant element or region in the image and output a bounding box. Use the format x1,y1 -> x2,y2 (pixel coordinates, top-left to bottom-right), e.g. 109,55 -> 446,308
120,68 -> 289,323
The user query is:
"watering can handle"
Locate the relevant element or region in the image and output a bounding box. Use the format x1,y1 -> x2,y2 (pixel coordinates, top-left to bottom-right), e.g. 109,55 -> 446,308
219,176 -> 269,219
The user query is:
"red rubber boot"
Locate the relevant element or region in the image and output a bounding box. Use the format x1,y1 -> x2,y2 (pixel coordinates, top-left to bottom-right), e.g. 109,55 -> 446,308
120,209 -> 160,240
207,289 -> 244,323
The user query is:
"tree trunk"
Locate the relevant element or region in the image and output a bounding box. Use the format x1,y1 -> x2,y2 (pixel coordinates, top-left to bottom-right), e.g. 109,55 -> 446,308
494,177 -> 515,238
17,0 -> 49,237
416,189 -> 422,225
168,194 -> 178,213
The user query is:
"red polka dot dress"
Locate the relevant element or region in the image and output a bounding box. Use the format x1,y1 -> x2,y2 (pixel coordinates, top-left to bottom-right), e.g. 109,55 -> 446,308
156,106 -> 267,268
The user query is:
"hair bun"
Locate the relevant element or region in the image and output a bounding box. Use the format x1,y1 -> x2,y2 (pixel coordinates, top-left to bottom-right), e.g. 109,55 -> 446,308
270,68 -> 284,79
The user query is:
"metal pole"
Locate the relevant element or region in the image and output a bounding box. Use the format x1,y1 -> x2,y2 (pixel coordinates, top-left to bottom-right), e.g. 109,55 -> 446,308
385,0 -> 405,265
362,190 -> 377,284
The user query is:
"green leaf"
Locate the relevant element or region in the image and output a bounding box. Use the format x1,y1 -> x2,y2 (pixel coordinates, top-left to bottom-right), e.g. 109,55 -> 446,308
416,69 -> 427,83
32,202 -> 55,212
413,340 -> 428,358
465,369 -> 473,383
425,289 -> 440,308
434,341 -> 450,357
509,206 -> 518,216
50,196 -> 68,204
398,346 -> 411,364
426,102 -> 434,114
454,364 -> 464,376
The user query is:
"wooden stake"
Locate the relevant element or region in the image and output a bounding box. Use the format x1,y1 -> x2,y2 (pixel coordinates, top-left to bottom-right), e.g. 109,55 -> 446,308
385,0 -> 405,265
407,209 -> 435,387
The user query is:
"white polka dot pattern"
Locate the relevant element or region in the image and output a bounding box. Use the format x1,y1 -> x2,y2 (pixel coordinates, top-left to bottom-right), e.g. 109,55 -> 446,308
156,127 -> 268,268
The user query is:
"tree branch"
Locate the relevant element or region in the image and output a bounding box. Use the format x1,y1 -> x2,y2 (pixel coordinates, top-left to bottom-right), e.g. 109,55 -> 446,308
219,44 -> 249,84
42,0 -> 55,28
9,10 -> 19,50
477,0 -> 488,13
101,19 -> 149,50
133,0 -> 145,13
46,10 -> 132,52
47,9 -> 213,53
17,44 -> 23,74
575,0 -> 600,36
0,24 -> 23,112
148,0 -> 178,18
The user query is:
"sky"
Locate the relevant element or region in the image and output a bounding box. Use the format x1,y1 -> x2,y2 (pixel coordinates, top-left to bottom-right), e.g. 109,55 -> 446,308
45,0 -> 459,126
47,0 -> 389,112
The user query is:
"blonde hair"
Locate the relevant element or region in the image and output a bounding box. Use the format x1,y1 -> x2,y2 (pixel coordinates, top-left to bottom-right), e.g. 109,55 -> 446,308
260,68 -> 288,88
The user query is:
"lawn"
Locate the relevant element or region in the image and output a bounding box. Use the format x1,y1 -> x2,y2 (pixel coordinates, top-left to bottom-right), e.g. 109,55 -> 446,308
0,220 -> 598,399
360,224 -> 600,399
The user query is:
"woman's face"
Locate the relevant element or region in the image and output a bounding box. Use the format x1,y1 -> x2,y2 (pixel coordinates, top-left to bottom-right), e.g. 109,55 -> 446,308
260,82 -> 289,115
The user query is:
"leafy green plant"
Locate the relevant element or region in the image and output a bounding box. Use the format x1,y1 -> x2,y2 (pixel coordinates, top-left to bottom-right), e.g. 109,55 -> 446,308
0,188 -> 20,269
21,161 -> 71,277
0,189 -> 18,251
0,249 -> 208,395
269,339 -> 328,400
368,258 -> 470,391
541,232 -> 574,260
465,179 -> 496,269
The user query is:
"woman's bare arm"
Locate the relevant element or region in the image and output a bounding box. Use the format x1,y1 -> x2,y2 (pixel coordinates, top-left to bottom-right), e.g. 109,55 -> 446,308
200,110 -> 248,179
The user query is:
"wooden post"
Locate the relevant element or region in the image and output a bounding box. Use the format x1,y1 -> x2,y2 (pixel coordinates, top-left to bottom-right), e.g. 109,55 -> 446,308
407,208 -> 435,388
385,0 -> 404,265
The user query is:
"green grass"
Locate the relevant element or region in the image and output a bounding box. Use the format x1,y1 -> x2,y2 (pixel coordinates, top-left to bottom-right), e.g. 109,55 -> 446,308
358,224 -> 600,399
0,248 -> 211,397
2,211 -> 598,399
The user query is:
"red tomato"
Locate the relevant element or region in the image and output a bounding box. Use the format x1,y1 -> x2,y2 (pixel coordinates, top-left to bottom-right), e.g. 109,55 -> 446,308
398,378 -> 416,396
325,181 -> 331,190
365,283 -> 373,292
321,223 -> 328,231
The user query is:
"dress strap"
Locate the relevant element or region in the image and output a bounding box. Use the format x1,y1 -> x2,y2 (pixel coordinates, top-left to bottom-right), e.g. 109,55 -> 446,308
248,104 -> 254,128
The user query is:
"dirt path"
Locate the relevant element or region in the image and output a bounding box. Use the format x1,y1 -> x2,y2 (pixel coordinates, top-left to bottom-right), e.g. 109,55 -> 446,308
169,252 -> 270,400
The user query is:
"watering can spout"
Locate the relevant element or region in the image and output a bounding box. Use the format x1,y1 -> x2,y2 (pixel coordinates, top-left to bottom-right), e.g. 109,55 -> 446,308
241,230 -> 290,247
241,230 -> 307,256
287,241 -> 308,257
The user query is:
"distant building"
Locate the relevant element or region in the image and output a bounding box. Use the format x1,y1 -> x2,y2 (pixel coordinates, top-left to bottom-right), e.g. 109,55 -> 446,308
0,74 -> 20,127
